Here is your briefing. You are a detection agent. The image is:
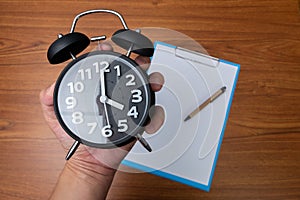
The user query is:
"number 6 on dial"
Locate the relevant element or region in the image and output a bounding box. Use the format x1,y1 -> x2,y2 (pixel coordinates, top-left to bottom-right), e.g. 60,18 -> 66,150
102,125 -> 113,137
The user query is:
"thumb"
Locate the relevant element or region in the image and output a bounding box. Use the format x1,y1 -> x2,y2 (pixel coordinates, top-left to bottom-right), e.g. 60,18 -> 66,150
40,83 -> 55,106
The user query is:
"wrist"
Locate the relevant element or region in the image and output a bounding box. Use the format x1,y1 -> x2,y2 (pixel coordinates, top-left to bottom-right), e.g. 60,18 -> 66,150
50,161 -> 116,200
66,157 -> 116,184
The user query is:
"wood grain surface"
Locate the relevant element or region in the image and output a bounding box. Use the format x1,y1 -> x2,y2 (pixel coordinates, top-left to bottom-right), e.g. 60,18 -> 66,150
0,0 -> 299,199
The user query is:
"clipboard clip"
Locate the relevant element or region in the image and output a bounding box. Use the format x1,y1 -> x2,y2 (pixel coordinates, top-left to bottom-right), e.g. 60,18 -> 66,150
175,46 -> 220,68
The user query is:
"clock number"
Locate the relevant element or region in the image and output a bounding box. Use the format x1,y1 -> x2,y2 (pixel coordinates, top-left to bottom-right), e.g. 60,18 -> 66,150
72,111 -> 84,124
78,68 -> 92,80
117,119 -> 128,132
101,61 -> 110,72
131,89 -> 143,103
93,61 -> 110,73
67,81 -> 84,93
87,122 -> 97,134
65,97 -> 77,109
93,62 -> 100,73
114,65 -> 121,77
102,120 -> 128,136
127,106 -> 138,118
102,125 -> 113,137
126,74 -> 136,86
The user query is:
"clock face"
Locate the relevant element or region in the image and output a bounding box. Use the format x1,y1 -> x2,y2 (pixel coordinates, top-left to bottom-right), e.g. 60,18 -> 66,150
54,51 -> 154,148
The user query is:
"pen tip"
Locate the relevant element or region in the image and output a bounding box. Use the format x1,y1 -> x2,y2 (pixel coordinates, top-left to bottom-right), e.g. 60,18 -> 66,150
222,86 -> 226,92
184,116 -> 191,122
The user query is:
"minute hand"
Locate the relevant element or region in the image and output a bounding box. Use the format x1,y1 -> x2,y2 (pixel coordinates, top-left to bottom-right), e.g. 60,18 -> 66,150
99,69 -> 111,125
100,69 -> 106,97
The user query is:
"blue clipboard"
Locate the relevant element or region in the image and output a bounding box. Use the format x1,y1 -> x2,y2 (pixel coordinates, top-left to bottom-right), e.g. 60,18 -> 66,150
122,41 -> 240,191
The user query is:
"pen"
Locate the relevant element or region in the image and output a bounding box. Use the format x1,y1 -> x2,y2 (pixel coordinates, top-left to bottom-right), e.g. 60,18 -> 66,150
184,86 -> 226,122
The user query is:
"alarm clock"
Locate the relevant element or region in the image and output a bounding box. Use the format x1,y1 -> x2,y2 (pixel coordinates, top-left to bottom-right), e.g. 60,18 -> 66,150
47,9 -> 155,160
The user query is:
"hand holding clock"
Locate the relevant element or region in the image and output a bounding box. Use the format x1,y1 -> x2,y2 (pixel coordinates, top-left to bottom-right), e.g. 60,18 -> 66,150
40,43 -> 164,200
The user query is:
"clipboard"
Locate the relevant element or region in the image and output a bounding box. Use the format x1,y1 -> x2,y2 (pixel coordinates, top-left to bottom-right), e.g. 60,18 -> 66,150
122,41 -> 240,191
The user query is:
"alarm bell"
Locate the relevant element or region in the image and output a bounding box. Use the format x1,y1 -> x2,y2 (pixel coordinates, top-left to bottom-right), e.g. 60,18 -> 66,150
47,9 -> 154,64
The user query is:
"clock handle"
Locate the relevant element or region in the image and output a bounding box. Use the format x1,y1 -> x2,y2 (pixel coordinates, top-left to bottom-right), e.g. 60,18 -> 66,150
70,9 -> 128,33
65,140 -> 80,160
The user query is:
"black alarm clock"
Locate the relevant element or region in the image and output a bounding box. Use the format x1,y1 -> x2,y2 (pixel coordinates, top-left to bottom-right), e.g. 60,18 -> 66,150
47,9 -> 155,160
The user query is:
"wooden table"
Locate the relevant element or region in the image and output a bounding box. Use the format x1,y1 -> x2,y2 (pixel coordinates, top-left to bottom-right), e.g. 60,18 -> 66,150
0,0 -> 299,199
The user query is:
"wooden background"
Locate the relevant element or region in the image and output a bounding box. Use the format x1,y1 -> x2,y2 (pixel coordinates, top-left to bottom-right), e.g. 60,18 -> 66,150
0,0 -> 299,199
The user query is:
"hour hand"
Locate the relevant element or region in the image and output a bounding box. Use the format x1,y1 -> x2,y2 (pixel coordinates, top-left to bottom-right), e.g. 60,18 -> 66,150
99,96 -> 124,111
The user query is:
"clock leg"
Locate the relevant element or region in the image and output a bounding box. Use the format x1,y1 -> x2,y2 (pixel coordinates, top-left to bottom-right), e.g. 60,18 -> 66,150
65,140 -> 80,160
136,133 -> 152,152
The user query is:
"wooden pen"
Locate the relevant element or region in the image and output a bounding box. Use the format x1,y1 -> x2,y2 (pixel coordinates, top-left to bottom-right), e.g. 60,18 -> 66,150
184,86 -> 226,122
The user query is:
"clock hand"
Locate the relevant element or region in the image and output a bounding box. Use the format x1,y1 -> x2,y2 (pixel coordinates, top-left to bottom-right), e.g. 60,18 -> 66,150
99,97 -> 111,127
100,68 -> 106,97
102,99 -> 111,126
99,69 -> 111,127
106,98 -> 124,110
96,80 -> 105,116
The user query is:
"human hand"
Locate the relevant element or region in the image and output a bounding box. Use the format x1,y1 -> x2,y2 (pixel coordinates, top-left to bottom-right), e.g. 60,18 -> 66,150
40,43 -> 164,178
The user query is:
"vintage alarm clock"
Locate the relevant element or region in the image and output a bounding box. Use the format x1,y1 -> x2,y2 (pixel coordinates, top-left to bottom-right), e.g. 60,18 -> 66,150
47,9 -> 155,160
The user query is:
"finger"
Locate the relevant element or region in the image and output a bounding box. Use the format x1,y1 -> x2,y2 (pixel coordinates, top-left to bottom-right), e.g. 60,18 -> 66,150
149,72 -> 164,92
145,106 -> 165,134
39,82 -> 57,124
97,42 -> 113,51
40,83 -> 73,145
135,56 -> 150,71
39,82 -> 55,107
